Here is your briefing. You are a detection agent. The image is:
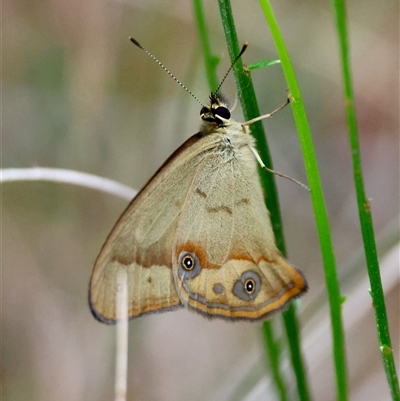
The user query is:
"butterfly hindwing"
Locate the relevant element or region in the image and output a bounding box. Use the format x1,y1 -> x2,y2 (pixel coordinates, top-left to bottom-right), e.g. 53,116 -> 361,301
171,139 -> 307,320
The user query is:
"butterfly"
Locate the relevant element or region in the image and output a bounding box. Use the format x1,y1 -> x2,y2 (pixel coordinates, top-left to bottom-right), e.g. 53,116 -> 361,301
89,38 -> 308,324
89,88 -> 308,323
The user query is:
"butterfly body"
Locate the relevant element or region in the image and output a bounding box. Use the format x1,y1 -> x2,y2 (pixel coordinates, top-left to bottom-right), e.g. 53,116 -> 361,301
89,93 -> 307,323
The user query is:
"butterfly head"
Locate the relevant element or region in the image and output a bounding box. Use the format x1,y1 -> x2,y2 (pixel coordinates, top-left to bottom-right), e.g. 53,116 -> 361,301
200,92 -> 231,127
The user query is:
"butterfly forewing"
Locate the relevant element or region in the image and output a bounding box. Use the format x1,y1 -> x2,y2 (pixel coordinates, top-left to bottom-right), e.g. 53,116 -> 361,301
89,133 -> 223,323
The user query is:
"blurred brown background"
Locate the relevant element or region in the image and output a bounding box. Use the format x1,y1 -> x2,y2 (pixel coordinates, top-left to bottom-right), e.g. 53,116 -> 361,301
3,1 -> 399,400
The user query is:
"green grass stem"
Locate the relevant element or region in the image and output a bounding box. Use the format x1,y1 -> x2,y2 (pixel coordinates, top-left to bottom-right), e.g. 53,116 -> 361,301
217,1 -> 311,400
332,1 -> 400,399
259,1 -> 348,400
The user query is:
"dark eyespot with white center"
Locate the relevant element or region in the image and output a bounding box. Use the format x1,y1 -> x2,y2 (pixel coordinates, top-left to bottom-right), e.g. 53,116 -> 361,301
182,254 -> 194,270
178,251 -> 202,279
233,271 -> 261,301
245,278 -> 256,294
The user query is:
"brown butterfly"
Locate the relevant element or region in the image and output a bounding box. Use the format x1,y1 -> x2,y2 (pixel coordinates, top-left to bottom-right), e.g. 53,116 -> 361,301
89,39 -> 307,323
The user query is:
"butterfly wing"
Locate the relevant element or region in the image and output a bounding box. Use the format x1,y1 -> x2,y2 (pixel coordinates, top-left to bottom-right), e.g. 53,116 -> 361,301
89,133 -> 223,323
171,141 -> 308,320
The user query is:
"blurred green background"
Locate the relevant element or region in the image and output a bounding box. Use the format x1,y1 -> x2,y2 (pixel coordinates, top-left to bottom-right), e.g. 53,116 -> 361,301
3,1 -> 399,400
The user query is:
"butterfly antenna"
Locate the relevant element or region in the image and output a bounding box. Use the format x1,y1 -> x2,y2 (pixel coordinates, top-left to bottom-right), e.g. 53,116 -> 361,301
213,42 -> 248,95
129,37 -> 205,107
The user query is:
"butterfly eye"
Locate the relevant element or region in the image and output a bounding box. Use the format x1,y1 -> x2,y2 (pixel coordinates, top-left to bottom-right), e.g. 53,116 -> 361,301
200,106 -> 209,116
233,271 -> 261,301
200,106 -> 217,123
178,251 -> 202,279
215,106 -> 231,121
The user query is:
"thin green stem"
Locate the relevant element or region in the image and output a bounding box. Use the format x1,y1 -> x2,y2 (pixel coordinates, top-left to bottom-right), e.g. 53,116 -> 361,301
282,306 -> 311,401
262,324 -> 288,401
332,1 -> 400,399
218,1 -> 311,400
259,1 -> 348,400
